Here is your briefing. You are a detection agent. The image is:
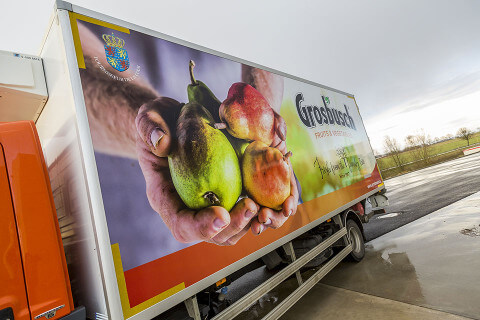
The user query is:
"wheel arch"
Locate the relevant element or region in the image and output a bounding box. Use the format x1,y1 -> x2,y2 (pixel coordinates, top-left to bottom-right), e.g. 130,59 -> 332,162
342,209 -> 365,241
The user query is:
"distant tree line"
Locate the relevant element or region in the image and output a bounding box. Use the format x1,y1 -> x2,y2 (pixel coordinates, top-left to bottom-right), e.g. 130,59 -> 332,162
381,127 -> 475,168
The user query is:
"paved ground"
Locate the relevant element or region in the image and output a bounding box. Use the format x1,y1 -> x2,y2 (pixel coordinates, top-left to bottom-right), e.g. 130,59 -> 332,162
281,284 -> 470,320
284,191 -> 480,319
364,152 -> 480,241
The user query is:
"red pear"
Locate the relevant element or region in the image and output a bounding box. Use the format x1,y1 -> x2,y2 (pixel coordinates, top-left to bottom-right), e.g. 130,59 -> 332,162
242,141 -> 292,210
218,83 -> 275,145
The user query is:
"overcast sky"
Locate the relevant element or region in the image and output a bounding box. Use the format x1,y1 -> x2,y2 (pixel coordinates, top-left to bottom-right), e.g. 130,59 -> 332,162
1,0 -> 479,152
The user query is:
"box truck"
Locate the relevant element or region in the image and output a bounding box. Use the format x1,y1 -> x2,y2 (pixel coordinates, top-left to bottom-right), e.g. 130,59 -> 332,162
0,1 -> 388,319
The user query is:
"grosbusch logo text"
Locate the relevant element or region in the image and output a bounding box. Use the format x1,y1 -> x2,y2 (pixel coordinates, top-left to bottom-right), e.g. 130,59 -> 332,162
295,93 -> 356,130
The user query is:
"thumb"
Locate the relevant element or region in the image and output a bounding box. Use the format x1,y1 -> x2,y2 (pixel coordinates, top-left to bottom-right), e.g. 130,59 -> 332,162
135,97 -> 183,157
173,206 -> 231,243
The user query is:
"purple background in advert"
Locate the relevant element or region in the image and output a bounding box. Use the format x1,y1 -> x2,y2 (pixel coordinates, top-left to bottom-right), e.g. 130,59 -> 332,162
81,21 -> 242,271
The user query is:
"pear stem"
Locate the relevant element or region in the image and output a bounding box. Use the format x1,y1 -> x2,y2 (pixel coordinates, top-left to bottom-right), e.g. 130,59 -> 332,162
283,151 -> 293,161
214,122 -> 227,130
203,192 -> 220,205
189,60 -> 197,85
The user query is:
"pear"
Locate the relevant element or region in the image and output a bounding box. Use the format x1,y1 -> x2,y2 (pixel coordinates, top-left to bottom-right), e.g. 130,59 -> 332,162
242,141 -> 292,210
187,60 -> 222,123
218,82 -> 275,145
225,134 -> 250,160
185,61 -> 249,160
168,102 -> 242,211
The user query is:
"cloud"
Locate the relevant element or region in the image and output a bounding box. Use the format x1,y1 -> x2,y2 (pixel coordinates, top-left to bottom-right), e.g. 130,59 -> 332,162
364,88 -> 480,150
392,71 -> 480,116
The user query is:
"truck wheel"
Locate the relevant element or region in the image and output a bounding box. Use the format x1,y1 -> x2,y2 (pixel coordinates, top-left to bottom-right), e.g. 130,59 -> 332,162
346,219 -> 365,262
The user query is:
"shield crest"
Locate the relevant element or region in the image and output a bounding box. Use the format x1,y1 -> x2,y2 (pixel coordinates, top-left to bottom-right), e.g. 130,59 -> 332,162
103,33 -> 130,72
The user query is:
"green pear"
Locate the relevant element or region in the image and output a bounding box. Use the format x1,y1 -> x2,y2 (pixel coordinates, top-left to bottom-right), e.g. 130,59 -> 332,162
225,134 -> 250,160
168,102 -> 242,211
187,60 -> 222,123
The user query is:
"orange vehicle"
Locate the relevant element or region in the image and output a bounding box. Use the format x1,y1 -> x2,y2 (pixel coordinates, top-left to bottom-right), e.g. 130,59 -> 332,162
0,121 -> 84,320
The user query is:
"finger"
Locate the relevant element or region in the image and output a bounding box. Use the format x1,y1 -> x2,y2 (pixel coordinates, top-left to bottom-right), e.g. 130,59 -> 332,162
274,112 -> 287,141
135,97 -> 182,157
282,195 -> 297,218
281,163 -> 299,217
272,140 -> 287,155
288,166 -> 300,215
257,207 -> 289,229
218,224 -> 251,246
270,112 -> 287,151
211,198 -> 259,244
251,218 -> 266,235
172,206 -> 231,243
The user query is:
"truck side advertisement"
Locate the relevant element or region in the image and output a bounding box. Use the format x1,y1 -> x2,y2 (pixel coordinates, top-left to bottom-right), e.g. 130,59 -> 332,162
70,13 -> 382,318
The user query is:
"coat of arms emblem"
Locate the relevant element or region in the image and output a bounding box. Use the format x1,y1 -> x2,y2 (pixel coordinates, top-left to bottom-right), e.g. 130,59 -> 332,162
102,33 -> 129,72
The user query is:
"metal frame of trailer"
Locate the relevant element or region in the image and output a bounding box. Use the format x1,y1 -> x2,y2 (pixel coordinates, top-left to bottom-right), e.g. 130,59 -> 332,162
36,1 -> 386,318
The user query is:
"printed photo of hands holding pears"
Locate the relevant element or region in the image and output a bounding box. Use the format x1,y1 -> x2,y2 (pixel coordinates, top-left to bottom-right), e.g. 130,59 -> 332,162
135,61 -> 299,246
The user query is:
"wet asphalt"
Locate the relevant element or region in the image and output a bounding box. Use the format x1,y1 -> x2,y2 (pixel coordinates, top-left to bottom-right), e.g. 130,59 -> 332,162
289,190 -> 480,319
364,152 -> 480,241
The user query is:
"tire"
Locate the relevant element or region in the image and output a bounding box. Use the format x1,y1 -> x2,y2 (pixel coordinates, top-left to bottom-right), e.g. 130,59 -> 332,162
346,219 -> 365,262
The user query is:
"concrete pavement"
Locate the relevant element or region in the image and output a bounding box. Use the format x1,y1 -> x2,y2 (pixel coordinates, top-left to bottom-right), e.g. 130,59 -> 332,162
281,191 -> 480,319
281,283 -> 470,320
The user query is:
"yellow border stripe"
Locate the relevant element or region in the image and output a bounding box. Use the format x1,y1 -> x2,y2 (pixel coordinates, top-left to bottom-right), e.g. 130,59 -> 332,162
111,243 -> 185,319
69,13 -> 84,68
68,12 -> 130,69
378,182 -> 384,188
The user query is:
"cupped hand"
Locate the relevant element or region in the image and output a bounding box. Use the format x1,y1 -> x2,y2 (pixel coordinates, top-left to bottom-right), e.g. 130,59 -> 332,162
135,97 -> 260,245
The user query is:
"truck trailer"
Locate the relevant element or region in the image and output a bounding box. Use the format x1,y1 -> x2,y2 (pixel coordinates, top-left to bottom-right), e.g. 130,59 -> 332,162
0,1 -> 388,319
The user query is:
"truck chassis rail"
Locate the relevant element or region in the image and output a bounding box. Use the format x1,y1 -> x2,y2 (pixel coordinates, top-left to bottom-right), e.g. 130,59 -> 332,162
184,222 -> 351,320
